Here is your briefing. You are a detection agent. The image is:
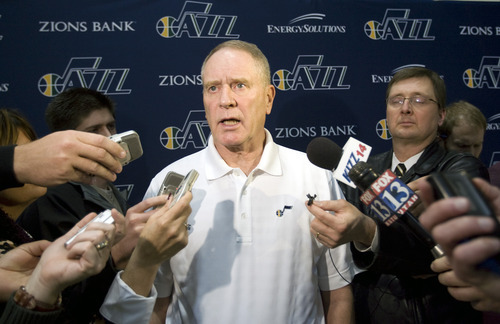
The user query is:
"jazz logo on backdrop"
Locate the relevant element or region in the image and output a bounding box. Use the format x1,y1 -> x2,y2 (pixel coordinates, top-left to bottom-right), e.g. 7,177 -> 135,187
364,8 -> 435,41
160,110 -> 211,150
156,1 -> 239,39
38,57 -> 131,97
273,55 -> 350,91
463,56 -> 500,89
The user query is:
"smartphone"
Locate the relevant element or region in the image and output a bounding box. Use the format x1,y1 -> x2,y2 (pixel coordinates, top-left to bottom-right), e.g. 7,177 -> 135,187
169,169 -> 199,209
109,130 -> 143,165
64,209 -> 114,247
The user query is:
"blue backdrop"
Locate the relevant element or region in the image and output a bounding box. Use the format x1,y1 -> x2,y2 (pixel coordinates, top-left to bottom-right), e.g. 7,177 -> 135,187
1,0 -> 499,204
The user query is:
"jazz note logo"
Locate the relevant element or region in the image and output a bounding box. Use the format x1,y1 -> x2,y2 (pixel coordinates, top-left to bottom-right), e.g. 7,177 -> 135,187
276,205 -> 293,217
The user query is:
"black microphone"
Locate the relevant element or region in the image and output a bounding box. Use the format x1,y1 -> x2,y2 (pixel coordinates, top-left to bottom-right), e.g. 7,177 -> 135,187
348,161 -> 444,259
306,137 -> 343,171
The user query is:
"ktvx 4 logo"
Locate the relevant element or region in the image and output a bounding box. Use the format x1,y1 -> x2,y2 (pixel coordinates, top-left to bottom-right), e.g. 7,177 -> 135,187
273,55 -> 350,91
156,1 -> 239,39
38,57 -> 131,97
365,9 -> 434,41
160,110 -> 211,150
463,56 -> 500,89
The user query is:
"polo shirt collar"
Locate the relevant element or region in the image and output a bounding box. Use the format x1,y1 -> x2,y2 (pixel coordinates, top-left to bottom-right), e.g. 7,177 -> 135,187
204,129 -> 282,180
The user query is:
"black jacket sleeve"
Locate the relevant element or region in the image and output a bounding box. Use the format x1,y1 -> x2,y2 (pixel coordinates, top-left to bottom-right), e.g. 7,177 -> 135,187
0,146 -> 23,191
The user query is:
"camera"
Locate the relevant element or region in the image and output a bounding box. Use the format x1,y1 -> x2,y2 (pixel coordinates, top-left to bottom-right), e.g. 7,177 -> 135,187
109,130 -> 143,165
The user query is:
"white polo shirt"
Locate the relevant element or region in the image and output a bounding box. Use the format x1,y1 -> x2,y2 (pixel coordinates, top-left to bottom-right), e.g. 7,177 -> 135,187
101,130 -> 357,324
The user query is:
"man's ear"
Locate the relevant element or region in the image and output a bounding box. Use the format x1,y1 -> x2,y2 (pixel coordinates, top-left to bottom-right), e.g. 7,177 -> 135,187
265,85 -> 276,115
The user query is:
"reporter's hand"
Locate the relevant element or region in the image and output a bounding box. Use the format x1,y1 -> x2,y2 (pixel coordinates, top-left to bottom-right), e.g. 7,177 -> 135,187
14,130 -> 125,186
111,196 -> 170,269
134,192 -> 192,266
432,256 -> 500,312
307,199 -> 376,248
419,177 -> 500,301
25,212 -> 117,305
406,176 -> 428,217
121,192 -> 192,297
0,240 -> 50,302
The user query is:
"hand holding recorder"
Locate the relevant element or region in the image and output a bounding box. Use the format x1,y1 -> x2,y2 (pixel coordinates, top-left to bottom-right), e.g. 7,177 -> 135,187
0,212 -> 117,306
419,176 -> 500,301
109,130 -> 143,166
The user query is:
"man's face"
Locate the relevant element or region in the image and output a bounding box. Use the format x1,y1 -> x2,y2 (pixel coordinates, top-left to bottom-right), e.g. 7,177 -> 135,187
202,47 -> 275,152
445,120 -> 484,158
386,77 -> 445,144
75,108 -> 117,137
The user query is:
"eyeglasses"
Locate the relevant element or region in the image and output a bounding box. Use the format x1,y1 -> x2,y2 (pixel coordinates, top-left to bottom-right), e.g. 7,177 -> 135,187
387,96 -> 439,108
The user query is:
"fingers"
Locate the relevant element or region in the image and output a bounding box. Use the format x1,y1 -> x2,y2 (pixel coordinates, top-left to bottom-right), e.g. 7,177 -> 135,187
452,236 -> 500,273
437,268 -> 469,288
130,195 -> 170,213
432,216 -> 497,254
406,176 -> 428,197
310,217 -> 339,248
419,197 -> 470,232
148,192 -> 192,234
66,240 -> 111,276
109,209 -> 126,243
307,200 -> 342,248
470,298 -> 500,312
16,240 -> 52,257
66,222 -> 115,249
76,131 -> 124,171
430,256 -> 451,273
70,132 -> 125,183
64,211 -> 117,250
417,178 -> 437,207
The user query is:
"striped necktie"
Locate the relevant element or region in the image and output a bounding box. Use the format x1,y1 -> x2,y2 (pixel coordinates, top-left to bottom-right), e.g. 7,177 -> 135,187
394,163 -> 406,178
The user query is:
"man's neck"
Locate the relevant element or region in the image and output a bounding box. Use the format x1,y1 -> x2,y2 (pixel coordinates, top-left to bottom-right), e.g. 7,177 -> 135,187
214,132 -> 267,176
392,137 -> 436,162
218,146 -> 263,176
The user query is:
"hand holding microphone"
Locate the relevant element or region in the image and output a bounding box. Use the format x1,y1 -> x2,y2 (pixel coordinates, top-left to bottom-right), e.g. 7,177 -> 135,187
306,136 -> 443,258
306,137 -> 377,248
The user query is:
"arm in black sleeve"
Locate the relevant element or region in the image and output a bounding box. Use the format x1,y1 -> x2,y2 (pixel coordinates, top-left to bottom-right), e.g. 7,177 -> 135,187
0,146 -> 23,191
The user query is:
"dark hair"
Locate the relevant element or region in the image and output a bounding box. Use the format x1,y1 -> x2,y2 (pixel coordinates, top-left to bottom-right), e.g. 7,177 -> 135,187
0,108 -> 37,146
386,67 -> 446,111
45,88 -> 115,132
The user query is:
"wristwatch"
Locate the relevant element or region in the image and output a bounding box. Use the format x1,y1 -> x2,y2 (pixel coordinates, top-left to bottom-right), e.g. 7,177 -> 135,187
13,286 -> 62,312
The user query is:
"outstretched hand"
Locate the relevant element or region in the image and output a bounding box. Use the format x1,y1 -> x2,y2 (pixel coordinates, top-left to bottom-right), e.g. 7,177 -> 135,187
14,130 -> 126,186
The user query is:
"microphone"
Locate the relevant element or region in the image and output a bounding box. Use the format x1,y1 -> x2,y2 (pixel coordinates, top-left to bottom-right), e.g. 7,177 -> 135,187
306,137 -> 371,188
306,137 -> 343,170
348,161 -> 444,259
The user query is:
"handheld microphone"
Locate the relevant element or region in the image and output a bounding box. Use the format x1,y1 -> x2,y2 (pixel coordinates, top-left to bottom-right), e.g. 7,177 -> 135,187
306,137 -> 371,188
306,137 -> 343,171
348,161 -> 444,259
